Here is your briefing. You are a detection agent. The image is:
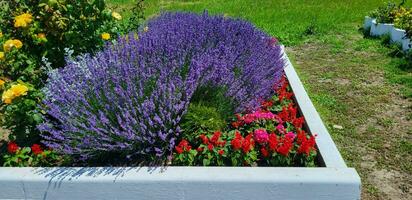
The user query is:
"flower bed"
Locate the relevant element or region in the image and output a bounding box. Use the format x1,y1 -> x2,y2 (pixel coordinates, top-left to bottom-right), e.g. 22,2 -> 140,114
364,2 -> 412,51
0,47 -> 361,199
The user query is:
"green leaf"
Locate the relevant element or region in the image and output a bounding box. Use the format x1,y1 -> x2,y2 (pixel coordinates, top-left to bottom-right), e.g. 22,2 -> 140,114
202,158 -> 210,166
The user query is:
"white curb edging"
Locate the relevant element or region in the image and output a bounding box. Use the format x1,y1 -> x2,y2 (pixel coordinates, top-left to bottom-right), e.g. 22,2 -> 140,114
282,47 -> 347,168
364,16 -> 411,51
0,47 -> 361,200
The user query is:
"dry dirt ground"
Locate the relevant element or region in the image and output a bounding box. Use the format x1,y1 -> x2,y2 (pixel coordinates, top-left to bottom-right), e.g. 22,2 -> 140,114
287,34 -> 412,200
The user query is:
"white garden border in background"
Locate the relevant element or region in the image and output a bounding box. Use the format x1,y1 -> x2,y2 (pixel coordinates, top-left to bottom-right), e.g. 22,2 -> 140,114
364,16 -> 411,51
0,47 -> 361,200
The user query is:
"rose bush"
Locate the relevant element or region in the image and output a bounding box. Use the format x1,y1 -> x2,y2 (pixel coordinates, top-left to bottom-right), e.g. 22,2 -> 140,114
0,0 -> 143,146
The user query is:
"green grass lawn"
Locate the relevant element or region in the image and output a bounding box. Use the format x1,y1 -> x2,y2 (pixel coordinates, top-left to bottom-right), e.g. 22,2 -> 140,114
108,1 -> 412,199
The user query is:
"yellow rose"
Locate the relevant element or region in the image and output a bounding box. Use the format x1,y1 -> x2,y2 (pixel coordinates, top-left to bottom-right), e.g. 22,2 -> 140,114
10,84 -> 29,97
3,39 -> 23,52
14,40 -> 23,49
0,52 -> 4,61
14,13 -> 33,28
2,89 -> 14,104
101,33 -> 111,40
0,79 -> 5,87
112,12 -> 122,20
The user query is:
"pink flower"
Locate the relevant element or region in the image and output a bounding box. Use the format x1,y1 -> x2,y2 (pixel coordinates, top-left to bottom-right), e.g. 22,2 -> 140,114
242,110 -> 279,124
254,129 -> 269,144
276,124 -> 285,134
285,131 -> 296,140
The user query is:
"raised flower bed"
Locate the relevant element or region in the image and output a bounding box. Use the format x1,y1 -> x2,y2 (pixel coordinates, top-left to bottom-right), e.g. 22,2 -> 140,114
365,3 -> 412,51
0,12 -> 360,199
0,47 -> 360,199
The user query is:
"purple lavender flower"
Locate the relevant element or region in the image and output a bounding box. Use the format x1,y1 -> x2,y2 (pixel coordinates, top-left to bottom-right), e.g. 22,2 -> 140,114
39,12 -> 284,161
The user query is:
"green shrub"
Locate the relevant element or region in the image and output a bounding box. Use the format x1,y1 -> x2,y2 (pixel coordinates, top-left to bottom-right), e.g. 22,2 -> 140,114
181,103 -> 227,140
0,0 -> 143,145
180,84 -> 235,139
370,2 -> 398,23
394,7 -> 412,37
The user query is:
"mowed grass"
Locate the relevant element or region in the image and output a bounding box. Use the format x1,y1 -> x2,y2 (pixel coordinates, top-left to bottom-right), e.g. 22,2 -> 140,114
108,1 -> 412,199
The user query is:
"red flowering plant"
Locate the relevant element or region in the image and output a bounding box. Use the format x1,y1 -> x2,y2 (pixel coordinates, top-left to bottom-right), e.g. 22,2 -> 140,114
2,142 -> 63,167
172,76 -> 318,167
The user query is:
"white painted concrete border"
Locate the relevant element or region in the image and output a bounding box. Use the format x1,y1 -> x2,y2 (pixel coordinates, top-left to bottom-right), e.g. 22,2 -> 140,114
364,16 -> 411,51
0,48 -> 361,200
282,46 -> 347,168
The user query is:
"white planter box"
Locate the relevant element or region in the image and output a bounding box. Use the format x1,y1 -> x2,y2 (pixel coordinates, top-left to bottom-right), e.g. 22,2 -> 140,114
371,22 -> 394,37
390,28 -> 406,44
363,16 -> 375,30
402,38 -> 411,51
0,47 -> 361,200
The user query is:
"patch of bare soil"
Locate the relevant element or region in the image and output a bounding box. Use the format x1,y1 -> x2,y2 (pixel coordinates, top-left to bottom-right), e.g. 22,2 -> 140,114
287,36 -> 412,200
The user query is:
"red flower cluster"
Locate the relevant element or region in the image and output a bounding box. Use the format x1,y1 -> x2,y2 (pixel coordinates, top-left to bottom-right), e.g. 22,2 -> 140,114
7,142 -> 19,154
253,132 -> 293,157
199,131 -> 226,152
7,142 -> 45,155
31,144 -> 43,155
276,137 -> 294,156
175,139 -> 192,154
173,75 -> 318,167
230,131 -> 254,153
261,100 -> 274,110
297,130 -> 316,156
277,76 -> 294,102
230,131 -> 243,150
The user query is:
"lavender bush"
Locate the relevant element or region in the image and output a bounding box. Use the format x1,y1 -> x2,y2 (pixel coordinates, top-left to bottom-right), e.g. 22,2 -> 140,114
38,12 -> 284,162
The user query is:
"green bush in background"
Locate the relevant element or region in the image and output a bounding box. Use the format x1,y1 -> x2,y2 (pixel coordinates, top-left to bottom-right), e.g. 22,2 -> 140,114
0,0 -> 143,146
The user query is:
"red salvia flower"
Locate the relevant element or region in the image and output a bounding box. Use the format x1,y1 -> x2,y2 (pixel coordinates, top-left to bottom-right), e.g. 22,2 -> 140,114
278,106 -> 289,122
288,103 -> 297,120
231,121 -> 241,128
242,134 -> 254,153
197,147 -> 204,152
231,131 -> 243,150
210,131 -> 221,145
208,144 -> 214,151
175,146 -> 184,154
31,144 -> 43,155
175,139 -> 192,154
277,137 -> 293,156
218,149 -> 224,156
298,135 -> 316,156
242,139 -> 251,153
218,140 -> 226,147
296,129 -> 307,144
231,138 -> 242,150
261,100 -> 273,109
260,147 -> 269,157
292,117 -> 305,129
268,133 -> 278,151
199,134 -> 209,144
7,142 -> 19,154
